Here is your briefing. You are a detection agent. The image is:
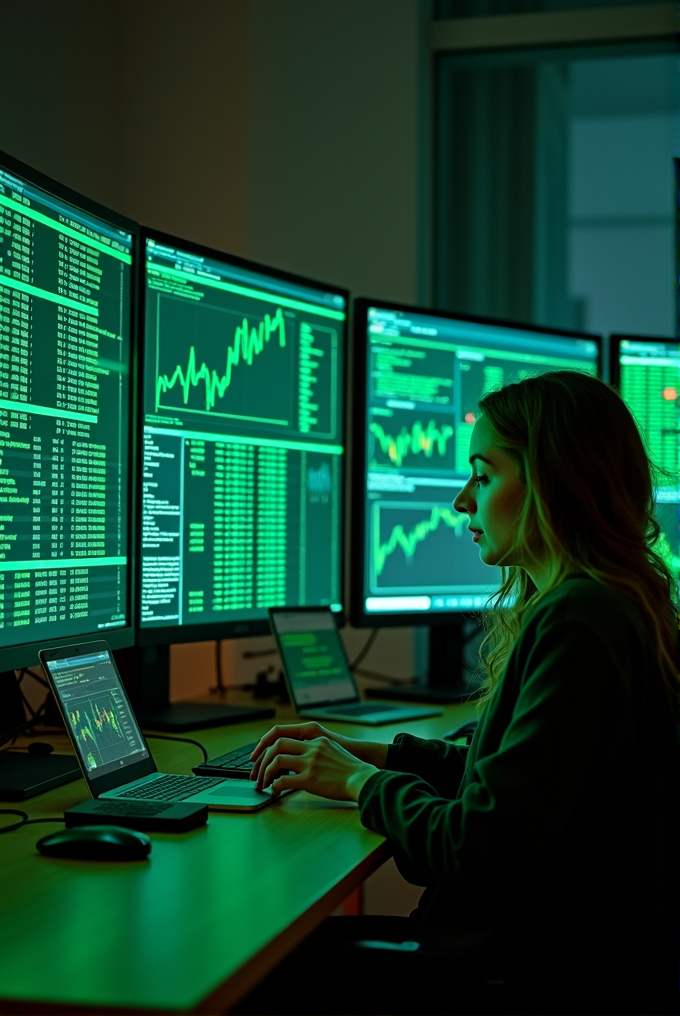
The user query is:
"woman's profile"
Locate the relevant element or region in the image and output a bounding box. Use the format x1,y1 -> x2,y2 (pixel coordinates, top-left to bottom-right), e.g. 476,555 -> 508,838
242,371 -> 680,1016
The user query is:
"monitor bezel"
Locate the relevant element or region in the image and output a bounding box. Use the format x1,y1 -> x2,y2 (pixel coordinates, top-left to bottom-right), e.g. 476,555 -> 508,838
135,226 -> 349,645
608,332 -> 678,390
350,296 -> 603,629
0,150 -> 138,671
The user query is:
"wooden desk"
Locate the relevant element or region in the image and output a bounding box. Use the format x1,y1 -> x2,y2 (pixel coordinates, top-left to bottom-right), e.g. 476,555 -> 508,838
0,697 -> 474,1014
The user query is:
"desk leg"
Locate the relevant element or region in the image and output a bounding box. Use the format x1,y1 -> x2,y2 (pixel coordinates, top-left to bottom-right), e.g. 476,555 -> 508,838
339,885 -> 363,916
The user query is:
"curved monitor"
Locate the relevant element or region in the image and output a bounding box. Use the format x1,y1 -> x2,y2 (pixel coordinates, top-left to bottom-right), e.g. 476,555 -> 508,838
0,151 -> 137,670
137,229 -> 347,644
351,299 -> 602,628
609,333 -> 679,595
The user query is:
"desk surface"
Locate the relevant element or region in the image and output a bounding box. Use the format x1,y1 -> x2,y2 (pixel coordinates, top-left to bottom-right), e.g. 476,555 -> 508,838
0,695 -> 474,1014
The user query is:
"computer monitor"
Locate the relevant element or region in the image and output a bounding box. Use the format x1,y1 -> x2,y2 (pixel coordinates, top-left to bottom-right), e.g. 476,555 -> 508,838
0,151 -> 136,795
133,229 -> 347,726
609,334 -> 679,599
350,299 -> 602,697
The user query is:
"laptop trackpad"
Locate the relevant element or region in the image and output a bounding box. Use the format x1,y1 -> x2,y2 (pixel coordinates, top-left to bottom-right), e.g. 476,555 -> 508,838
209,783 -> 272,800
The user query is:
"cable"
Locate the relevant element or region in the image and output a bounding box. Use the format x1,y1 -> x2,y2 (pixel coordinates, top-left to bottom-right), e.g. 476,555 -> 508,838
348,629 -> 379,671
18,667 -> 49,688
211,639 -> 226,697
242,647 -> 277,660
0,810 -> 64,835
0,709 -> 48,751
143,733 -> 209,764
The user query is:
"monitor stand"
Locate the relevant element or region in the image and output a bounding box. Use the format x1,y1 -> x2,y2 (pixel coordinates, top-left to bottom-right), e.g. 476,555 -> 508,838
364,618 -> 484,704
114,645 -> 275,732
0,671 -> 81,800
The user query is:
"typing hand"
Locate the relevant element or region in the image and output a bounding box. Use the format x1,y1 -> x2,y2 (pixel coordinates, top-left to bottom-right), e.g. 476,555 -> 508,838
250,722 -> 388,785
252,733 -> 379,802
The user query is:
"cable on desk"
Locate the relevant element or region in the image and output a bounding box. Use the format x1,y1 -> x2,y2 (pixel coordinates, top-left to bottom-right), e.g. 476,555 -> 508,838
0,809 -> 64,835
349,628 -> 379,671
143,733 -> 209,763
0,708 -> 49,751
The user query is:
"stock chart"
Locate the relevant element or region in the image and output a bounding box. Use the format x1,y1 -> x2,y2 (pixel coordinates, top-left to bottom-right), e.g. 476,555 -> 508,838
140,239 -> 345,631
360,306 -> 600,617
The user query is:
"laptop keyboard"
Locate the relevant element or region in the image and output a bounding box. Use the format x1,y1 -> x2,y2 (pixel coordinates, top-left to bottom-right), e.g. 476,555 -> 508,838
118,774 -> 225,802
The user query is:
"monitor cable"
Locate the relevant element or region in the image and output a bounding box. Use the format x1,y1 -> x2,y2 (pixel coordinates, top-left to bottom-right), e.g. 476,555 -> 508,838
0,810 -> 64,835
211,639 -> 227,698
143,733 -> 209,764
348,629 -> 416,686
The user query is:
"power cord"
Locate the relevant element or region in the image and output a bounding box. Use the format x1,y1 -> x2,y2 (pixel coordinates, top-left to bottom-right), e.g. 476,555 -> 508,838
0,810 -> 64,835
143,733 -> 209,764
348,629 -> 379,671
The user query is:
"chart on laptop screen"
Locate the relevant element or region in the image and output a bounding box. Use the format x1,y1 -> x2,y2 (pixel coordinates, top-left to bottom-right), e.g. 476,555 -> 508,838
46,649 -> 148,773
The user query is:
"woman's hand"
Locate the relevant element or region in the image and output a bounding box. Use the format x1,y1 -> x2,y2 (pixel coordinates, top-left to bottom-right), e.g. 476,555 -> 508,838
249,721 -> 388,784
252,732 -> 379,801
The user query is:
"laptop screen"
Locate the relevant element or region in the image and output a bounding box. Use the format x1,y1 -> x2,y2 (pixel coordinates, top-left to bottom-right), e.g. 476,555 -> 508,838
42,647 -> 150,782
270,610 -> 357,707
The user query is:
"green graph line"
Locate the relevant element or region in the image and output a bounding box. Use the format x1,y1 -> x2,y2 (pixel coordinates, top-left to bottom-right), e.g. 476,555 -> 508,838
375,506 -> 466,577
70,702 -> 122,749
370,420 -> 454,468
156,307 -> 286,412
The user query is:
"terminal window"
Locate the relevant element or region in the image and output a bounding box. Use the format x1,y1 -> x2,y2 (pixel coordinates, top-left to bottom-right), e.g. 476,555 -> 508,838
618,339 -> 680,596
0,166 -> 132,645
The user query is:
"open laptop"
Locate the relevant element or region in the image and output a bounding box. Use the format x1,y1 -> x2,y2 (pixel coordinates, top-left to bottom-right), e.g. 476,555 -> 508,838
39,641 -> 285,812
269,607 -> 442,725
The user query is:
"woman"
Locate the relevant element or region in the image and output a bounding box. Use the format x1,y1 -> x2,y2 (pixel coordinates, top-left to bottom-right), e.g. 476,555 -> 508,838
245,371 -> 680,1015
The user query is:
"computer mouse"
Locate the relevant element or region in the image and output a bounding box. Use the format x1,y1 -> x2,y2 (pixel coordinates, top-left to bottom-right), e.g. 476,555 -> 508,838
27,741 -> 54,756
36,825 -> 151,861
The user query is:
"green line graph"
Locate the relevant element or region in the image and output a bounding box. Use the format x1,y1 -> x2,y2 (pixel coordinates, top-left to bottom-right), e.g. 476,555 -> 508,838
156,307 -> 286,413
374,505 -> 467,577
370,420 -> 454,468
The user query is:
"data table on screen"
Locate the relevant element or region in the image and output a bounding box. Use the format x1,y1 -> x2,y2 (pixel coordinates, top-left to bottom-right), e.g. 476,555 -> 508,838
0,165 -> 132,647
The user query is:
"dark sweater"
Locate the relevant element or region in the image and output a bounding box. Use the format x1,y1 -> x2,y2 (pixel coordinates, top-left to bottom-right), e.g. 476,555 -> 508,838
358,578 -> 680,1002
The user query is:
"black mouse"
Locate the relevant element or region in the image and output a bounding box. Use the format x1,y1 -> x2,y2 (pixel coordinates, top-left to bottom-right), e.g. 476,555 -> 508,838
36,825 -> 151,861
27,741 -> 54,756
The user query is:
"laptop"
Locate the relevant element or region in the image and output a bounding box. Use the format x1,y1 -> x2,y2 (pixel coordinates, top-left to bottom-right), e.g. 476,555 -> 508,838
39,640 -> 286,812
268,607 -> 442,725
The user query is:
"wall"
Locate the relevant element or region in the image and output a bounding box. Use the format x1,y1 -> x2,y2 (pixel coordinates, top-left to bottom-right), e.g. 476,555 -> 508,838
0,0 -> 427,698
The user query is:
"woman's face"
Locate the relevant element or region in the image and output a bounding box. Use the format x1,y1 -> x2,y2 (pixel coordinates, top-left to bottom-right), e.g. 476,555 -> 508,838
453,415 -> 526,568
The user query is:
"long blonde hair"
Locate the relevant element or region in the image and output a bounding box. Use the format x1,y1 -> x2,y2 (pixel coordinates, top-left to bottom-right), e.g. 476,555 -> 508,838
477,370 -> 678,701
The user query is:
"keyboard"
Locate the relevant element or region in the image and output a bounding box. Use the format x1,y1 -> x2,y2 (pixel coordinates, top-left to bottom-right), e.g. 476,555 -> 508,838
192,741 -> 258,779
117,774 -> 226,801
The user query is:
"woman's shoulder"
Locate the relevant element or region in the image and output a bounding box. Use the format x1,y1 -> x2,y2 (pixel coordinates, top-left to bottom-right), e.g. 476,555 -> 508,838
532,575 -> 647,635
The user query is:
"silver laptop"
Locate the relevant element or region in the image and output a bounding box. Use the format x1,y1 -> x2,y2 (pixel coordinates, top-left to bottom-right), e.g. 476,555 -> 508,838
39,640 -> 283,812
269,607 -> 442,725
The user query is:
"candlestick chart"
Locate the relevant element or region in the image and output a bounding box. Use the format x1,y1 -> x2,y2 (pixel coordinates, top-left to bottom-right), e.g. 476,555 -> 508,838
67,694 -> 126,770
369,416 -> 455,471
